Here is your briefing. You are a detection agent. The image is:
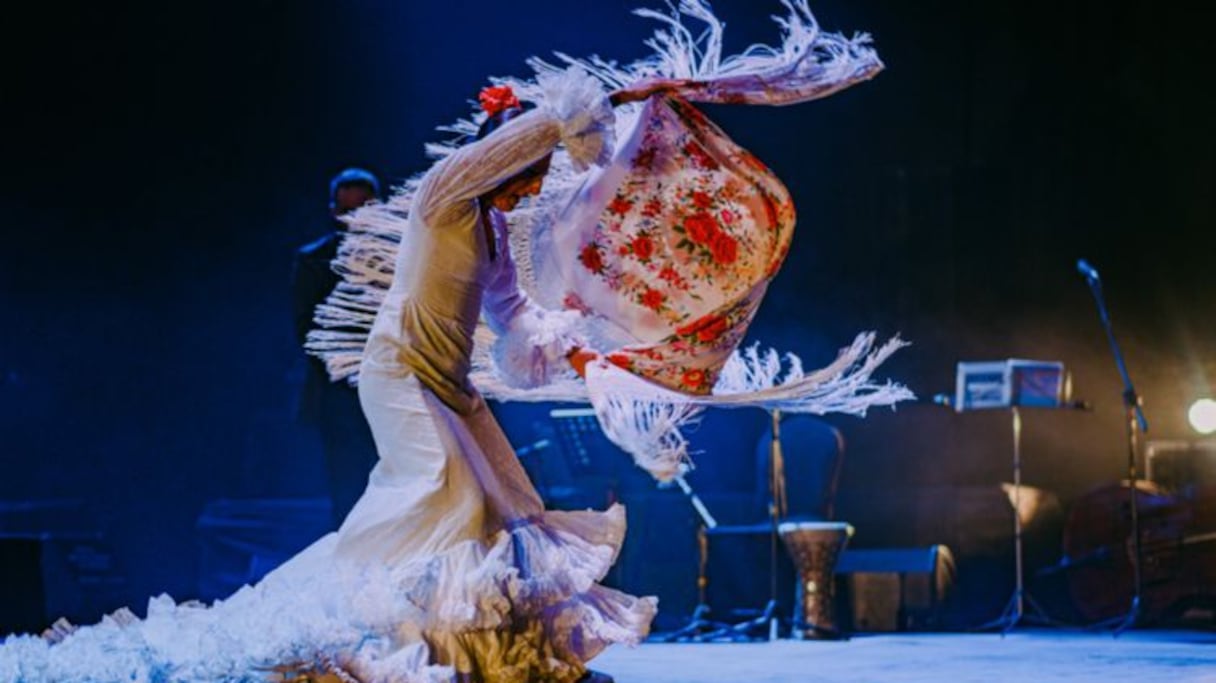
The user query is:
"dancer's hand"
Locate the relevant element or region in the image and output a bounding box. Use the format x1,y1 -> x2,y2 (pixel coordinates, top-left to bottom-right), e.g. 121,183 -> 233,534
567,347 -> 598,378
609,78 -> 696,106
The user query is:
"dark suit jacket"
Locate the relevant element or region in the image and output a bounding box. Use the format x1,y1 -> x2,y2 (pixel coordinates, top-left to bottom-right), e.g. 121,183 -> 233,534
292,232 -> 344,424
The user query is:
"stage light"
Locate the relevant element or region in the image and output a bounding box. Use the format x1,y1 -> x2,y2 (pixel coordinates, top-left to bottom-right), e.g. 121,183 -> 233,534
1188,398 -> 1216,434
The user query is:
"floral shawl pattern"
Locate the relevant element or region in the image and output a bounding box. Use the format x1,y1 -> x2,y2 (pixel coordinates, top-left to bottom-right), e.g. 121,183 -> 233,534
562,95 -> 795,394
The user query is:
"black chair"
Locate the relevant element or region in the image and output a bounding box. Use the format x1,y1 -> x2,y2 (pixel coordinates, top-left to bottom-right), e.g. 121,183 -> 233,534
752,415 -> 845,523
699,415 -> 845,638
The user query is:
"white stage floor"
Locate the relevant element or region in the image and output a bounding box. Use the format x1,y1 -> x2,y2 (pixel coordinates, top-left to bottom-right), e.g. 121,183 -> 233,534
592,630 -> 1216,683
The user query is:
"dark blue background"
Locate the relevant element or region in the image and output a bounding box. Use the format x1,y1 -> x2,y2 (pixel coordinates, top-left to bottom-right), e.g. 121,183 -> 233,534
2,0 -> 1213,622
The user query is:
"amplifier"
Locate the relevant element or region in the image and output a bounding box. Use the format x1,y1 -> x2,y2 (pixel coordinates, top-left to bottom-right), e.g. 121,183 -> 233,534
834,545 -> 955,631
1147,440 -> 1216,496
0,534 -> 121,635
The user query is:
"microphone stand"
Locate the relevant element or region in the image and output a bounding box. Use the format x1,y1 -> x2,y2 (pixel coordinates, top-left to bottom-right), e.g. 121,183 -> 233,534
1078,260 -> 1149,634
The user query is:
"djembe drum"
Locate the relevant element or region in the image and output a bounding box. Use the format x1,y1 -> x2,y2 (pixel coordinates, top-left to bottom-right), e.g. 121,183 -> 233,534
778,521 -> 853,638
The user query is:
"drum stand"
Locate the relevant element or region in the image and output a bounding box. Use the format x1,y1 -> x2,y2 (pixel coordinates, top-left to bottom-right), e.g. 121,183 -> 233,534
761,408 -> 786,640
742,409 -> 786,640
761,409 -> 846,640
978,407 -> 1063,634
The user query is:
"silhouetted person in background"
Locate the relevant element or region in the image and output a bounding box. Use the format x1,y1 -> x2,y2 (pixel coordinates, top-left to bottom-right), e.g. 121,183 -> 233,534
292,167 -> 381,528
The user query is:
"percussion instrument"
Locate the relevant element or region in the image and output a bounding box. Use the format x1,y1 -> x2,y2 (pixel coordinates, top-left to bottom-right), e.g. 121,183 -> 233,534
778,521 -> 853,638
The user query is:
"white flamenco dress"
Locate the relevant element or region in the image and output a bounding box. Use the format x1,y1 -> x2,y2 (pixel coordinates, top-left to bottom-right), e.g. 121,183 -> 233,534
0,3 -> 912,683
2,64 -> 650,683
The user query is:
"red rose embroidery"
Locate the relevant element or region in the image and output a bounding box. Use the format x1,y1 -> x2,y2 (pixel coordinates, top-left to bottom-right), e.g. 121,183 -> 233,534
641,199 -> 664,217
684,213 -> 719,245
681,368 -> 708,391
659,265 -> 680,283
762,195 -> 780,230
697,316 -> 729,343
709,231 -> 738,264
691,191 -> 713,209
632,234 -> 655,261
640,287 -> 665,311
683,141 -> 719,170
676,317 -> 700,337
676,313 -> 727,341
580,243 -> 605,274
606,353 -> 633,370
632,147 -> 656,170
608,196 -> 634,216
720,208 -> 736,224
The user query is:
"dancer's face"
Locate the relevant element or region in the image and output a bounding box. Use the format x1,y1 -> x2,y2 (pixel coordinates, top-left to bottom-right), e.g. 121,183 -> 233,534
488,154 -> 551,213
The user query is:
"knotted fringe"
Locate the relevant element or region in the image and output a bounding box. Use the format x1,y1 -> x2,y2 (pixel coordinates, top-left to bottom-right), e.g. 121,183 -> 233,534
579,332 -> 914,481
306,197 -> 415,385
535,0 -> 878,95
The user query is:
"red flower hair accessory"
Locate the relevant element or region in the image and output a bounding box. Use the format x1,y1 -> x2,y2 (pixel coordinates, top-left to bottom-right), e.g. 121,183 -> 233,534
479,85 -> 521,117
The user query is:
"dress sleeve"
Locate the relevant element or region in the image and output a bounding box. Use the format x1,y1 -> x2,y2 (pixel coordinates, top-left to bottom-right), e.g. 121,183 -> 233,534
482,219 -> 587,389
413,67 -> 615,223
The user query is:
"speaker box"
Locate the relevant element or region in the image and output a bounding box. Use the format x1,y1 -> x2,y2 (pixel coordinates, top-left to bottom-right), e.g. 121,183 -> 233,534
1147,439 -> 1216,495
0,534 -> 120,635
835,545 -> 956,631
0,537 -> 47,634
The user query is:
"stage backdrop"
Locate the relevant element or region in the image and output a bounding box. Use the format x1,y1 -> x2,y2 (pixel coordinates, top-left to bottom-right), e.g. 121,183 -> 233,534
2,0 -> 1213,624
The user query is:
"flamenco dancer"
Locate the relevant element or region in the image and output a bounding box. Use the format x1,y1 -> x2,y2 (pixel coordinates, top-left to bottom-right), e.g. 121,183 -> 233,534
1,2 -> 910,682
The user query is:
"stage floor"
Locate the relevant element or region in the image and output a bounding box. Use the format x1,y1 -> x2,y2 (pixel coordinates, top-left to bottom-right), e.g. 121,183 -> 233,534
593,630 -> 1216,683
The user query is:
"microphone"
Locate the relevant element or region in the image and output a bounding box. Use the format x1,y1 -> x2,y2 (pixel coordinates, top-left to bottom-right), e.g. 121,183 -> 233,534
1076,259 -> 1099,282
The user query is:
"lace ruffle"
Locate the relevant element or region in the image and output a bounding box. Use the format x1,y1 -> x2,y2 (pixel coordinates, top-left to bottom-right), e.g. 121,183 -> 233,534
489,306 -> 586,390
0,505 -> 648,683
537,66 -> 615,172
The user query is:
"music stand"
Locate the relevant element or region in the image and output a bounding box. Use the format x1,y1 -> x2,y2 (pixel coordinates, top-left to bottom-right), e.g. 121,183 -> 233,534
953,359 -> 1075,633
548,408 -> 732,642
549,408 -> 620,478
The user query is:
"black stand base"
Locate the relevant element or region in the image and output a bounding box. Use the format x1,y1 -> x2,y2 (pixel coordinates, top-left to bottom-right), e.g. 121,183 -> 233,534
649,604 -> 732,643
697,599 -> 779,642
1087,596 -> 1143,637
976,588 -> 1069,635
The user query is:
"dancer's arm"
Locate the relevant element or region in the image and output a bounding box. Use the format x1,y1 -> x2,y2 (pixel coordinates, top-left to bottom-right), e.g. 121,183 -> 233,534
414,68 -> 615,223
412,108 -> 564,224
482,229 -> 589,388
